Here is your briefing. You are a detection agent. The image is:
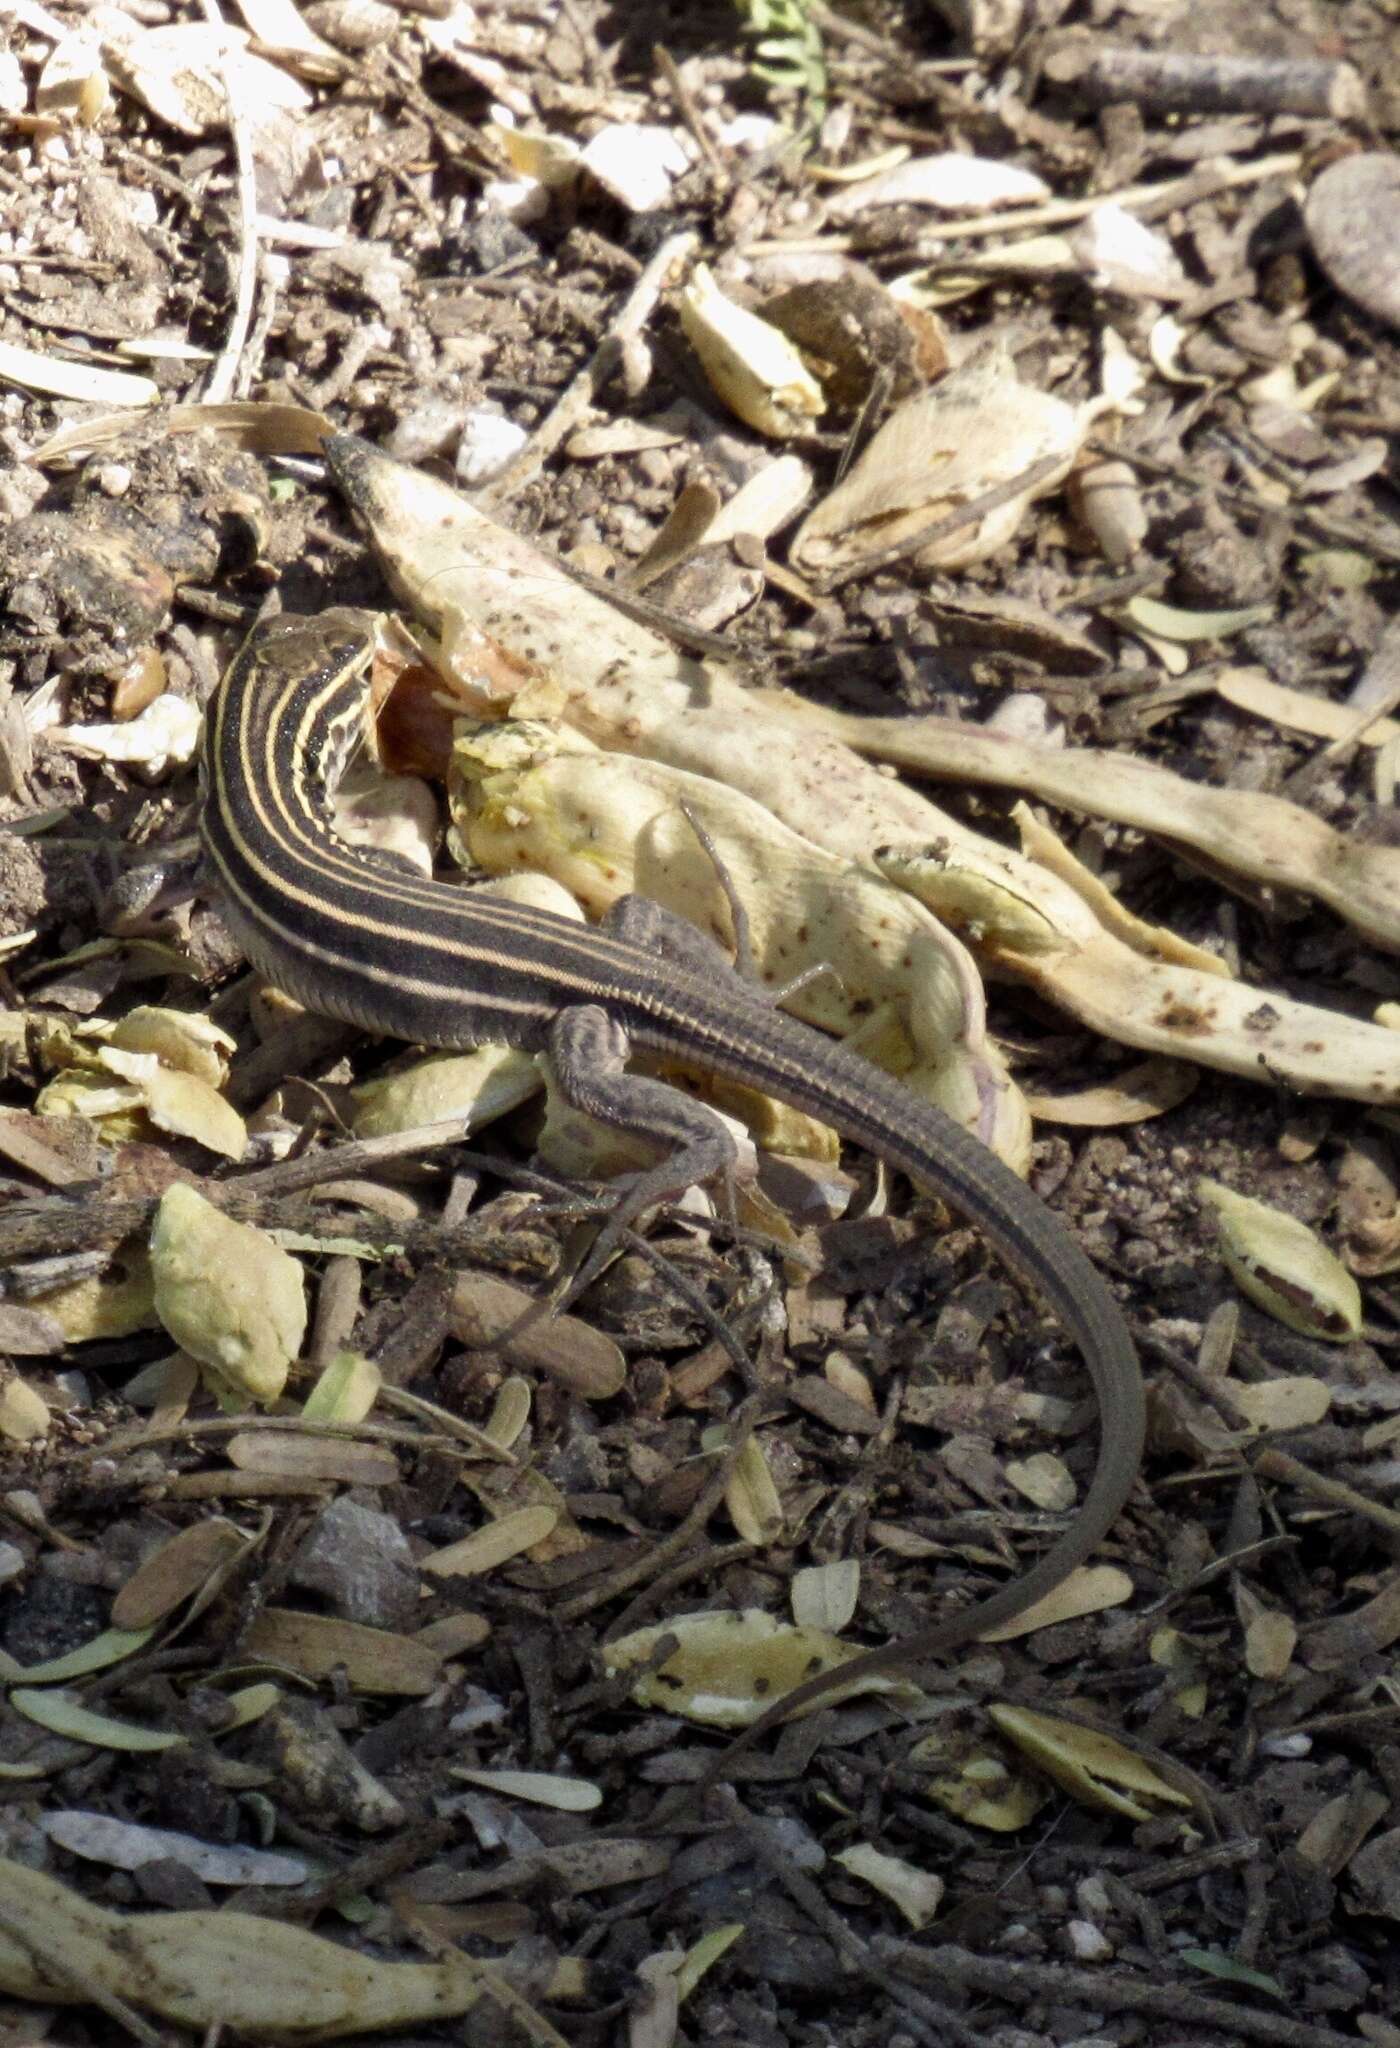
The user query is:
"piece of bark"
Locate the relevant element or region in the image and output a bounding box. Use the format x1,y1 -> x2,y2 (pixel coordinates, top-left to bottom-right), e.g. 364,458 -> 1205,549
1042,38 -> 1368,121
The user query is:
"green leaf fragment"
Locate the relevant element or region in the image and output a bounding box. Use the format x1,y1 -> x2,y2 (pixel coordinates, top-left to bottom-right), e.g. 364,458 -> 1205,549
9,1687 -> 184,1751
1180,1949 -> 1285,1998
8,1626 -> 156,1686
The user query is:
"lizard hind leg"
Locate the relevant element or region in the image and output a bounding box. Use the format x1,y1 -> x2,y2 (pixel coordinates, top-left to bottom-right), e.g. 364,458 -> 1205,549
544,1002 -> 741,1311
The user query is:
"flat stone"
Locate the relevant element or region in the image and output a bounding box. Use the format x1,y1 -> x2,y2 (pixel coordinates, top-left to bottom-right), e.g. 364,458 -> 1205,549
288,1495 -> 418,1630
1305,153 -> 1400,333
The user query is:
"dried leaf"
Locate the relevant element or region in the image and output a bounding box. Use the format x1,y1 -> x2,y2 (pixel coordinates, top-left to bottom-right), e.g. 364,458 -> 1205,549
791,349 -> 1094,574
1002,1451 -> 1076,1512
420,1506 -> 559,1578
448,1272 -> 625,1400
1226,1375 -> 1332,1430
41,1811 -> 307,1887
225,1431 -> 398,1485
448,1769 -> 601,1812
791,1560 -> 860,1633
604,1608 -> 916,1728
1295,1786 -> 1391,1876
8,1627 -> 155,1687
722,1433 -> 784,1546
221,1680 -> 282,1731
111,1517 -> 248,1629
835,1843 -> 944,1928
826,153 -> 1048,216
0,339 -> 157,408
9,1688 -> 183,1752
579,123 -> 689,212
1122,595 -> 1273,643
123,1060 -> 246,1160
908,1724 -> 1049,1831
1024,1056 -> 1197,1126
30,399 -> 333,465
107,1007 -> 235,1086
1235,1583 -> 1297,1680
414,1613 -> 491,1657
241,1609 -> 442,1695
1219,669 -> 1400,749
482,1376 -> 532,1451
1072,202 -> 1189,298
1180,1949 -> 1286,1999
351,1042 -> 509,1135
301,1350 -> 382,1424
977,1564 -> 1133,1641
1070,455 -> 1148,565
673,1923 -> 744,2003
234,0 -> 340,63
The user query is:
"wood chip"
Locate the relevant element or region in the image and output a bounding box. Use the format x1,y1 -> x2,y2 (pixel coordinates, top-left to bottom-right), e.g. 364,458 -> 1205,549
224,1430 -> 400,1485
449,1274 -> 626,1399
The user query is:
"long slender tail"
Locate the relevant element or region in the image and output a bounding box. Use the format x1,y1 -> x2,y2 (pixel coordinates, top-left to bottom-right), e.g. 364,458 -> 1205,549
673,1028 -> 1143,1772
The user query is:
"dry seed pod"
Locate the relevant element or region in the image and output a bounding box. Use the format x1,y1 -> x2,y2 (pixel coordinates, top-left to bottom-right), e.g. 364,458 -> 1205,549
791,348 -> 1092,574
679,264 -> 826,439
989,1705 -> 1195,1825
303,1 -> 399,52
1198,1179 -> 1362,1341
759,273 -> 938,411
1069,457 -> 1148,565
150,1184 -> 307,1405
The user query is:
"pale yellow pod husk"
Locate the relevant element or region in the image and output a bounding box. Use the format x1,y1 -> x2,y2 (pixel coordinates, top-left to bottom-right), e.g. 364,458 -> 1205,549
678,263 -> 825,439
1197,1179 -> 1363,1341
150,1183 -> 307,1404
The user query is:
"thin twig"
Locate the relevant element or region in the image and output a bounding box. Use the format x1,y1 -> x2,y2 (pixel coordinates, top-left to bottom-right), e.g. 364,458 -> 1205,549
197,0 -> 260,404
1253,1445 -> 1400,1543
874,1936 -> 1361,2048
743,150 -> 1305,257
483,229 -> 699,503
817,452 -> 1067,592
654,43 -> 731,191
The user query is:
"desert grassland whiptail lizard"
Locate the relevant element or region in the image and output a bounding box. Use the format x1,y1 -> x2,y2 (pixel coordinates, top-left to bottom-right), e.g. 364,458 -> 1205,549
199,604 -> 1145,1767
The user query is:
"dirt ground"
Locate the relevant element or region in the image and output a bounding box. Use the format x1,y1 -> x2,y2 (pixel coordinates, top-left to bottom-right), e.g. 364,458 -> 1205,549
2,1 -> 1400,2044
